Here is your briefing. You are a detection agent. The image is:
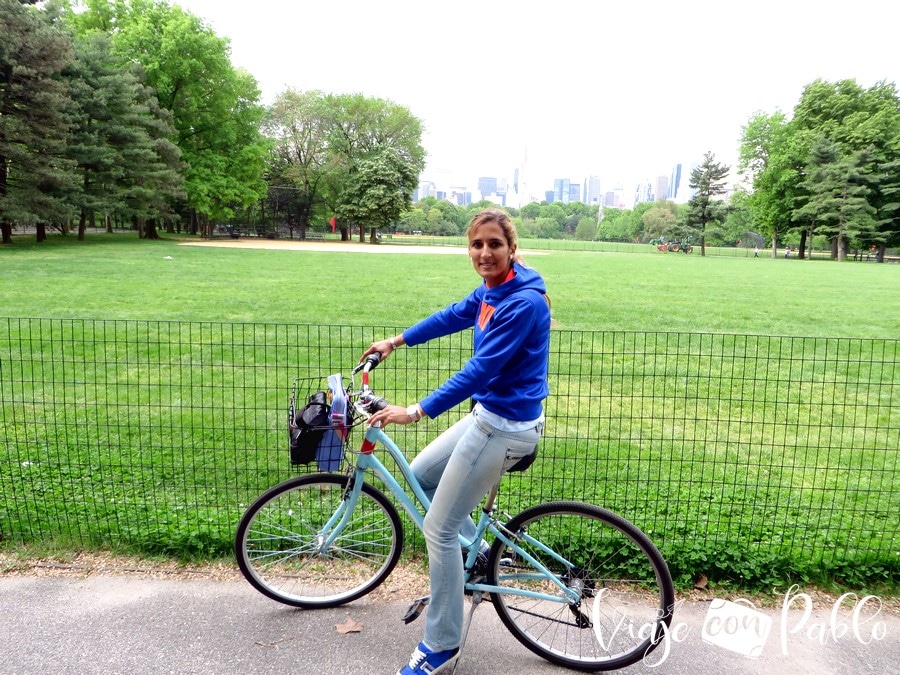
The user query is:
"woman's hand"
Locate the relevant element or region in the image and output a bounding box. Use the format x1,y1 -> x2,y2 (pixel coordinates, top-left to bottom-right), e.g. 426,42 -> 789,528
359,335 -> 404,363
367,404 -> 420,429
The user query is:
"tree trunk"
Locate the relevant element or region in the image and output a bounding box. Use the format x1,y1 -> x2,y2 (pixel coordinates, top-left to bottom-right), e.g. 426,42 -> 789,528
1,222 -> 11,244
78,208 -> 87,241
105,214 -> 113,233
145,218 -> 160,239
341,226 -> 350,241
700,234 -> 706,257
798,229 -> 807,260
36,223 -> 47,242
837,228 -> 846,262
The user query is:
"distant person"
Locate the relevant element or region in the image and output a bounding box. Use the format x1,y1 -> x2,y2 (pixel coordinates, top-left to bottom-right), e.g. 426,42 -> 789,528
754,246 -> 760,257
784,247 -> 791,259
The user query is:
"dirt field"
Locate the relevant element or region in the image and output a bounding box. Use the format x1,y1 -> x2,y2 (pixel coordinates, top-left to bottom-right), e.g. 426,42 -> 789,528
179,238 -> 468,255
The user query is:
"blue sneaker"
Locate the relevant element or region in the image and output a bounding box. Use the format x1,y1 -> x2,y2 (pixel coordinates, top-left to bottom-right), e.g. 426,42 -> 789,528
396,642 -> 460,675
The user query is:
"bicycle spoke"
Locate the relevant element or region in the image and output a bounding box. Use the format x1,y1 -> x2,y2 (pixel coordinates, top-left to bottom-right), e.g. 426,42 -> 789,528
236,475 -> 403,607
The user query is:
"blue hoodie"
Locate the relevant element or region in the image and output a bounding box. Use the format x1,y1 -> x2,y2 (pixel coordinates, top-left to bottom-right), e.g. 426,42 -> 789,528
402,261 -> 550,421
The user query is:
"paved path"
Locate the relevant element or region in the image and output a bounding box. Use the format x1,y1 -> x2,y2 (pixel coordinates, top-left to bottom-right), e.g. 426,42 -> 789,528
1,573 -> 897,674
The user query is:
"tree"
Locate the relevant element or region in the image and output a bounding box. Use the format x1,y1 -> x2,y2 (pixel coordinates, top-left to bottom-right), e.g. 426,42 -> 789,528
721,190 -> 757,246
398,206 -> 426,234
264,89 -> 331,239
324,93 -> 424,243
0,0 -> 77,243
794,137 -> 876,261
65,32 -> 183,240
574,216 -> 596,241
641,201 -> 678,242
739,111 -> 801,256
685,151 -> 730,256
741,79 -> 900,260
70,0 -> 269,232
337,144 -> 418,242
596,208 -> 637,242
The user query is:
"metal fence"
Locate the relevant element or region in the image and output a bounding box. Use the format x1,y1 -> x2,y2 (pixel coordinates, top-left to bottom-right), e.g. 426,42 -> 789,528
1,318 -> 897,587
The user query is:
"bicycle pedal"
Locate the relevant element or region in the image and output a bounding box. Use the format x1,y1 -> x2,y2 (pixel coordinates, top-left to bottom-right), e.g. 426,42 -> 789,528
401,595 -> 430,624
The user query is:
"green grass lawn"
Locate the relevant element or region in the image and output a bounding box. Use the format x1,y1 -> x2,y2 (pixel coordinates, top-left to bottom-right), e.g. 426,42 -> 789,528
1,233 -> 897,337
1,233 -> 897,590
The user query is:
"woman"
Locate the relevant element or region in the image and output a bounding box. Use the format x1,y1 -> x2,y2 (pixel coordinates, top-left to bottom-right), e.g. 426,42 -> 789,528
360,208 -> 551,675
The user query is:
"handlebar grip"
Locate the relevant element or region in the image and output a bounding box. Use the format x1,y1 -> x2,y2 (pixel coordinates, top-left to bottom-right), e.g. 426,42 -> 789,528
353,351 -> 383,375
364,352 -> 382,371
365,395 -> 388,413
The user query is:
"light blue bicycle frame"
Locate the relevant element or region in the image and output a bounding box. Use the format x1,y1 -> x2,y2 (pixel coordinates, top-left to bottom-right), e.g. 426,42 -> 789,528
319,422 -> 582,605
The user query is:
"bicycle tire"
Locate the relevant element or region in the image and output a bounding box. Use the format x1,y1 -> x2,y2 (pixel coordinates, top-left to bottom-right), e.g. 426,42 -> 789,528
235,473 -> 403,608
488,501 -> 675,671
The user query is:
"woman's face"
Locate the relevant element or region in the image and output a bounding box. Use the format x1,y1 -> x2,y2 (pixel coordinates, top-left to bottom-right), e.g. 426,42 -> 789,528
468,220 -> 515,288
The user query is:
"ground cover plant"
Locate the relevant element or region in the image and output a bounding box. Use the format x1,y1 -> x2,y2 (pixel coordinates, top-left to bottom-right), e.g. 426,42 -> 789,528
1,234 -> 897,591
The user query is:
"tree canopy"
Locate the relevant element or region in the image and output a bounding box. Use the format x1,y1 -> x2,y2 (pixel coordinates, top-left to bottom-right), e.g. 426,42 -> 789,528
739,78 -> 899,260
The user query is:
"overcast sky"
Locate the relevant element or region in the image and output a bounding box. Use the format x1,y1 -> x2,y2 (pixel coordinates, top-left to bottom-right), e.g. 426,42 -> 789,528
174,0 -> 898,199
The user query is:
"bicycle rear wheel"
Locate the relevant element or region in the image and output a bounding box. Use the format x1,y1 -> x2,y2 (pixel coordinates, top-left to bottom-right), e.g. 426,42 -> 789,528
488,501 -> 674,671
235,473 -> 403,608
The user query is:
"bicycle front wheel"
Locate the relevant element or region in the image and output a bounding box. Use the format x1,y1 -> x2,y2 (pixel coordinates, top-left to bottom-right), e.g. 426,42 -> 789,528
488,501 -> 675,672
235,473 -> 403,608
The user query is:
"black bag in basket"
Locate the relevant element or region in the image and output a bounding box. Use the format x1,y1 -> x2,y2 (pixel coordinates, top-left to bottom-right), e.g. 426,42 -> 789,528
289,391 -> 329,464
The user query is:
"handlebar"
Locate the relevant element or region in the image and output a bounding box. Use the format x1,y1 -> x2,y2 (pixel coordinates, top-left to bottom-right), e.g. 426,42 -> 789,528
352,351 -> 382,376
351,351 -> 388,415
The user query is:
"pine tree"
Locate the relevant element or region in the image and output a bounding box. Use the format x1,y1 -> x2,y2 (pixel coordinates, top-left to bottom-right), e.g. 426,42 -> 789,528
794,136 -> 877,261
685,152 -> 730,256
0,0 -> 78,243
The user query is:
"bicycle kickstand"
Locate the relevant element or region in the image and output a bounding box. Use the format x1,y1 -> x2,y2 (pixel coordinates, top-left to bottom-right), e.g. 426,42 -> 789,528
450,590 -> 484,674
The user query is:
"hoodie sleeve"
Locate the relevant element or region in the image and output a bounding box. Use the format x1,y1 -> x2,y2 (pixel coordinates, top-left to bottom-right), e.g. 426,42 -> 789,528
402,289 -> 482,346
418,291 -> 541,417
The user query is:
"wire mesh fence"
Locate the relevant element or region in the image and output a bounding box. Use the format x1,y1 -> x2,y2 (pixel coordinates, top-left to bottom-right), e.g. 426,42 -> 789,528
1,318 -> 897,587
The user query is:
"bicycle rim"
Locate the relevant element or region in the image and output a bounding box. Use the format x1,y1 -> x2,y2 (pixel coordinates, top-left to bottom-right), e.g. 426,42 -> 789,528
488,501 -> 675,671
235,473 -> 403,608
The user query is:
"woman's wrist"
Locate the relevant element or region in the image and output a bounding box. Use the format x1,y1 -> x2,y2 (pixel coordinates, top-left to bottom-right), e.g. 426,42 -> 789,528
405,403 -> 423,422
388,334 -> 405,351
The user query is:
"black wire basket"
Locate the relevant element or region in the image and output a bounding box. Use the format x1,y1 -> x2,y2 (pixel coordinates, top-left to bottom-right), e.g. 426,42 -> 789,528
288,376 -> 356,470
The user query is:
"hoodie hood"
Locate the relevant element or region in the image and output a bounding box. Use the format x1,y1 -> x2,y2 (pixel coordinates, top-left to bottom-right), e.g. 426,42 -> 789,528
480,261 -> 547,304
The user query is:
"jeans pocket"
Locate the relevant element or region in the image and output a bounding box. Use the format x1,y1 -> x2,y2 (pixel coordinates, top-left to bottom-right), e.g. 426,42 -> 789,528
503,439 -> 539,473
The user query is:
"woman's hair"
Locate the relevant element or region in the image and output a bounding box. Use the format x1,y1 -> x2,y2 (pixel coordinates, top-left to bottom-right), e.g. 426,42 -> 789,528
465,208 -> 521,262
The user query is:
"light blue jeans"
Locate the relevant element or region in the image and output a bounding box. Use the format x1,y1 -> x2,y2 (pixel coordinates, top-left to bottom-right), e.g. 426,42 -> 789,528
410,407 -> 543,651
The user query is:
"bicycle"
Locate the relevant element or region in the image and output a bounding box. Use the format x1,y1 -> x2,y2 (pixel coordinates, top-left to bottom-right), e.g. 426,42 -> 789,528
235,354 -> 675,672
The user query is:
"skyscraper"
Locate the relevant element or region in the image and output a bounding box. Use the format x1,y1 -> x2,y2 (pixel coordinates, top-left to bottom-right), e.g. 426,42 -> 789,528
585,176 -> 602,205
553,178 -> 571,204
668,164 -> 682,200
655,175 -> 669,202
569,183 -> 581,203
634,180 -> 653,205
478,177 -> 498,200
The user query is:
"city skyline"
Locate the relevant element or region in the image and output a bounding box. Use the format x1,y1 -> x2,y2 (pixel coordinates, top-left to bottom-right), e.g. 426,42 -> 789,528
173,0 -> 898,208
417,159 -> 694,210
